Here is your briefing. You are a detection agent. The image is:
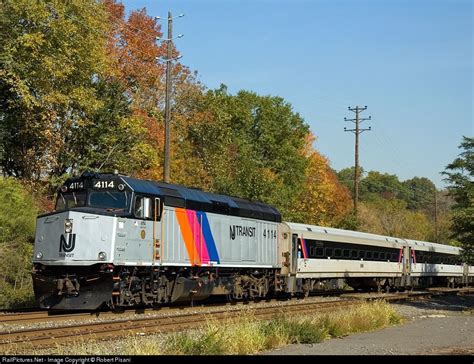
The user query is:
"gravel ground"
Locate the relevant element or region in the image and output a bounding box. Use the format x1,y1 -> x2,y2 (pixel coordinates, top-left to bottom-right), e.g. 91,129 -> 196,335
264,294 -> 474,355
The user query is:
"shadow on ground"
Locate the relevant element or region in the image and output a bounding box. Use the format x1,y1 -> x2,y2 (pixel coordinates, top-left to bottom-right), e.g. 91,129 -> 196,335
396,294 -> 474,312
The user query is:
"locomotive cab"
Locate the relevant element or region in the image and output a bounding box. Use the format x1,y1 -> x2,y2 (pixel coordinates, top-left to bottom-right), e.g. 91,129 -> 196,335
32,172 -> 163,309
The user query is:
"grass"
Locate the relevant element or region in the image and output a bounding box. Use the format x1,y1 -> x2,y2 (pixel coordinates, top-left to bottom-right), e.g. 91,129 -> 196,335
8,300 -> 401,355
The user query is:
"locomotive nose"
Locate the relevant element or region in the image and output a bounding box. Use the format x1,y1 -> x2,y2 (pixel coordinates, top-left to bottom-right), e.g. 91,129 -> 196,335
33,211 -> 115,264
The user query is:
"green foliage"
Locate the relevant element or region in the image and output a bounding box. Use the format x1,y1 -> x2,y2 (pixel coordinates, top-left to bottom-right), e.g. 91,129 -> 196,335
335,210 -> 361,231
338,168 -> 436,211
443,136 -> 474,263
401,177 -> 436,211
0,0 -> 109,179
0,177 -> 38,308
62,78 -> 157,177
187,86 -> 310,219
360,171 -> 404,201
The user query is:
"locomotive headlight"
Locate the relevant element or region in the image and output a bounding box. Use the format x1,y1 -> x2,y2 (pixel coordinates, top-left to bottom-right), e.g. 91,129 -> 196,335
35,251 -> 43,260
98,251 -> 107,261
64,219 -> 73,233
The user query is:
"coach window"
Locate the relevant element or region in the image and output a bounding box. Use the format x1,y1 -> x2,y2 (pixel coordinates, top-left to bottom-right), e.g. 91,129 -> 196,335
315,247 -> 324,257
325,248 -> 333,258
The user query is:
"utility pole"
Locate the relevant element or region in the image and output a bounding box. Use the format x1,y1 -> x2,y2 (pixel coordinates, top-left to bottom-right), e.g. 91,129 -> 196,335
344,106 -> 372,214
163,11 -> 173,183
155,12 -> 184,183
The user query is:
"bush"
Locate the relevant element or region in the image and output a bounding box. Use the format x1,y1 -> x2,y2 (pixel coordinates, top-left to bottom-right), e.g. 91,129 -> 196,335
0,177 -> 39,309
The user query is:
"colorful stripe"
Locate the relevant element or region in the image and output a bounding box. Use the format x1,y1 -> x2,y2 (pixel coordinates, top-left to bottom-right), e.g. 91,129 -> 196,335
175,208 -> 220,266
175,208 -> 200,265
196,211 -> 220,263
398,248 -> 403,264
301,238 -> 308,259
186,210 -> 210,265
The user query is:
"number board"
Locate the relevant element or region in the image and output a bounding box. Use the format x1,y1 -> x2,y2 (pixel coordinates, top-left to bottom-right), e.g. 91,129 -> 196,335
92,179 -> 116,190
66,181 -> 84,191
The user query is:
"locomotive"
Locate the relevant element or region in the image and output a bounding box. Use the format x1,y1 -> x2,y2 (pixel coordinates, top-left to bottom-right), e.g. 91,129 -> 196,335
32,172 -> 473,310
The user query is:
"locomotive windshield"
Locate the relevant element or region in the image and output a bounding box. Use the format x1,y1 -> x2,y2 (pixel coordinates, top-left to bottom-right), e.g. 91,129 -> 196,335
55,190 -> 130,211
88,191 -> 129,210
56,191 -> 87,210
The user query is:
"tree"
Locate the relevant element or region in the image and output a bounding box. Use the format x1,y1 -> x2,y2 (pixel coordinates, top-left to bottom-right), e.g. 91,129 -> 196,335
400,177 -> 436,211
103,0 -> 204,181
182,86 -> 310,219
442,136 -> 474,263
359,171 -> 405,201
61,79 -> 157,178
290,135 -> 352,225
358,198 -> 432,240
0,0 -> 110,180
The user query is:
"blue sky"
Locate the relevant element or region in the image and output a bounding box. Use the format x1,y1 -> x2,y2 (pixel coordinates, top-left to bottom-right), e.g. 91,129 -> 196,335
123,0 -> 472,188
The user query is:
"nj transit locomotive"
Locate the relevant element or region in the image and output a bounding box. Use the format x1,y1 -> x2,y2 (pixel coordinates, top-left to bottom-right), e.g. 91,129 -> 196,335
32,172 -> 473,309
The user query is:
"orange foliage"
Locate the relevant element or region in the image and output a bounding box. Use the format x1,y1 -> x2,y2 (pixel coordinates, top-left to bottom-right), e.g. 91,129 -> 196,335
291,133 -> 352,226
103,1 -> 204,182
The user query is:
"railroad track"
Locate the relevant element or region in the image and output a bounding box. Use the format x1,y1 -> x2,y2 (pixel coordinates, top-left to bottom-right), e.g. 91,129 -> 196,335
1,287 -> 472,325
1,287 -> 472,352
0,298 -> 353,352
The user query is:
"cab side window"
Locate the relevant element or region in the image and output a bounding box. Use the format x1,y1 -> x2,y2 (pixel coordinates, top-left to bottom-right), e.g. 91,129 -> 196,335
134,195 -> 152,219
134,195 -> 162,220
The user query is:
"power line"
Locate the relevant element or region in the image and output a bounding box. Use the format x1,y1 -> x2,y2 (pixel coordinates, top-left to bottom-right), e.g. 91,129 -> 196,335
344,106 -> 372,214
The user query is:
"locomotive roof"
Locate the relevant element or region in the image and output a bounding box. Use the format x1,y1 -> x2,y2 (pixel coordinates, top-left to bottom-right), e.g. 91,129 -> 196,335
120,175 -> 282,223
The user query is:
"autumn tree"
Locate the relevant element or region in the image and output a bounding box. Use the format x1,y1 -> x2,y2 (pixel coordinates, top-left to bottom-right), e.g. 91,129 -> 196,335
290,135 -> 352,225
103,0 -> 203,181
0,0 -> 110,179
358,198 -> 432,240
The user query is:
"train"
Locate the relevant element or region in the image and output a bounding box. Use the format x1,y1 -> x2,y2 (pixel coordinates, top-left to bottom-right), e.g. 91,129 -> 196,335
31,171 -> 473,310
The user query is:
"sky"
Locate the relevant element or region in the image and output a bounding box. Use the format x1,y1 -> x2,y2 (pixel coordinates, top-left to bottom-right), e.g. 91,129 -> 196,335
123,0 -> 473,188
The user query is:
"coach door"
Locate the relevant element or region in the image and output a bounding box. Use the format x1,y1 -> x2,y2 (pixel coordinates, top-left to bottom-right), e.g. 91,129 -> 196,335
403,244 -> 411,286
153,197 -> 162,264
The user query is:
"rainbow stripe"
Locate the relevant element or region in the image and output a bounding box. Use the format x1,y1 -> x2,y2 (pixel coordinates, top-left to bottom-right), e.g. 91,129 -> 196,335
301,238 -> 308,259
175,208 -> 220,266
